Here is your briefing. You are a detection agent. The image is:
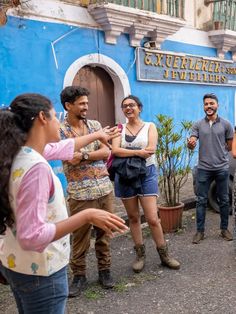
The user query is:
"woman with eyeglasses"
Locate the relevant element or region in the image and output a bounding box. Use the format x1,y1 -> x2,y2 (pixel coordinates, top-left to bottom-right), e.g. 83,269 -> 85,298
112,95 -> 180,273
0,93 -> 127,314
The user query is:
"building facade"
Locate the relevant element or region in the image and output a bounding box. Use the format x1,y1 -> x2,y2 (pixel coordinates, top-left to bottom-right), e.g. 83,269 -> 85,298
1,0 -> 236,189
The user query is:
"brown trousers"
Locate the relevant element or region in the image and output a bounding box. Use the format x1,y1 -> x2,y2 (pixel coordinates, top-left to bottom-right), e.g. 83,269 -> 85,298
68,192 -> 114,276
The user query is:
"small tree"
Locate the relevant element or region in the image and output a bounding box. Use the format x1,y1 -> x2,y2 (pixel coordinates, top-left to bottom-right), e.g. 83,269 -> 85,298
155,114 -> 194,207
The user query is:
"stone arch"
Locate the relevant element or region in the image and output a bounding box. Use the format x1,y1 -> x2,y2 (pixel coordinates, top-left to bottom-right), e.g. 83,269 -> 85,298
64,53 -> 131,123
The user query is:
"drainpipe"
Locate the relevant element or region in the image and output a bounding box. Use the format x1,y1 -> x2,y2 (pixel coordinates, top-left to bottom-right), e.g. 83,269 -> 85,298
51,28 -> 79,69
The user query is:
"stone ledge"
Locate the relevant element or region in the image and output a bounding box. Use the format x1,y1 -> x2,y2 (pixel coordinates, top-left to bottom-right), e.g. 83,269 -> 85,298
88,2 -> 186,47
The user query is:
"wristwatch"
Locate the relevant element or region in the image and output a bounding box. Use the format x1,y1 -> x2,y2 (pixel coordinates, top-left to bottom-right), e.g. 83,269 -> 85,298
81,151 -> 89,161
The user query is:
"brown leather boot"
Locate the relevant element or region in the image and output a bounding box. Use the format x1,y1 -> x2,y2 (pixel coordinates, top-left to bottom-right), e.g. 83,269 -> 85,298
157,244 -> 180,270
132,244 -> 146,273
220,229 -> 233,241
192,231 -> 204,244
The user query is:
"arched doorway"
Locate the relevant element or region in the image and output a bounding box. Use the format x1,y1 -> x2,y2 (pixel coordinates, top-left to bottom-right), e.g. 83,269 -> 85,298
64,53 -> 131,124
72,65 -> 115,127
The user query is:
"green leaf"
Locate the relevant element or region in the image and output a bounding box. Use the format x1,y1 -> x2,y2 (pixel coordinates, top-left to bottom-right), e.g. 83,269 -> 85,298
155,114 -> 193,206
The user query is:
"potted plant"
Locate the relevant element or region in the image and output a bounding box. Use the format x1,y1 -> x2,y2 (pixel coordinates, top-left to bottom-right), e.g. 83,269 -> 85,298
155,114 -> 194,233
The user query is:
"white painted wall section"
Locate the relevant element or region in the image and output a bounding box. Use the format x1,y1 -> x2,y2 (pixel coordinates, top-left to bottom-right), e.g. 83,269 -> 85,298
8,0 -> 98,28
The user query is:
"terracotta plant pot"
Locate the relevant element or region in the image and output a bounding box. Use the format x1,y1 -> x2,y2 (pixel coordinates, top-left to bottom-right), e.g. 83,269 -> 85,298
157,202 -> 184,233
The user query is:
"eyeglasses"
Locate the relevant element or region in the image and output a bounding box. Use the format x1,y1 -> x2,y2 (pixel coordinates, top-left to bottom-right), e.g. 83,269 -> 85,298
121,103 -> 137,109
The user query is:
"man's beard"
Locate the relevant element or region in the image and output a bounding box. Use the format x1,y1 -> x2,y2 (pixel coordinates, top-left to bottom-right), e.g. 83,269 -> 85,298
205,108 -> 217,116
76,114 -> 86,120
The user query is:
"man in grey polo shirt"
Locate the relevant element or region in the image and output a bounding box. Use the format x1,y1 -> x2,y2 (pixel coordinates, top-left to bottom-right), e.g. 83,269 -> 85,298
188,93 -> 234,244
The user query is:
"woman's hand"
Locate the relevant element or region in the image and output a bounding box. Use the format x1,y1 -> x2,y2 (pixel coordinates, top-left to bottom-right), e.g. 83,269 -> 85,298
67,152 -> 82,165
96,126 -> 121,148
102,126 -> 121,141
144,146 -> 156,154
87,209 -> 128,237
54,208 -> 128,241
73,126 -> 120,153
137,149 -> 154,159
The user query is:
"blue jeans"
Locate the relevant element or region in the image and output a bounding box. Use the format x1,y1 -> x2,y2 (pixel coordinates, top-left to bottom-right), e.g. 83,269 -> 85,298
196,168 -> 230,232
0,265 -> 68,314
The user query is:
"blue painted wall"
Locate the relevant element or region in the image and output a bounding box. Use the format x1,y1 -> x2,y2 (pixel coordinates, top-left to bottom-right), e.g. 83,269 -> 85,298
0,16 -> 234,125
1,16 -> 235,191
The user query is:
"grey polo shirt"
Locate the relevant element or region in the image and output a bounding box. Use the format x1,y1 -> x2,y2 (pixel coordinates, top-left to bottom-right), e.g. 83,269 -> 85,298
191,116 -> 233,170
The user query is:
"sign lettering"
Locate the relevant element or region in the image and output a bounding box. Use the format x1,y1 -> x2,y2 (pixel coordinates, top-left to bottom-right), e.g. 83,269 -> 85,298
136,48 -> 236,86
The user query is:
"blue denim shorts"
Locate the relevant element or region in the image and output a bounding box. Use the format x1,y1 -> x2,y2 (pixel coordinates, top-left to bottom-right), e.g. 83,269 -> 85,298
114,164 -> 158,198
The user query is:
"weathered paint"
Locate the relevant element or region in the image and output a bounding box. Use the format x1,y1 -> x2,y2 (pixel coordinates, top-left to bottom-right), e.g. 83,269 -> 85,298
1,11 -> 235,192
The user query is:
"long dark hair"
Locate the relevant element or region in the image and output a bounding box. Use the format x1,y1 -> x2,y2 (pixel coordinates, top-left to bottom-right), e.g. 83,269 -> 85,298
0,93 -> 53,234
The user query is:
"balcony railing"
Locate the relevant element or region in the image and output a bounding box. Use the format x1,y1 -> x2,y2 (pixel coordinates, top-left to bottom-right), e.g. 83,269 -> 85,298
213,0 -> 236,31
88,0 -> 184,18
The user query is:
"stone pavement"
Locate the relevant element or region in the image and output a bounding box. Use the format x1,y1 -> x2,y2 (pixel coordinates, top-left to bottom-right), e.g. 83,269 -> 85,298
66,209 -> 235,314
1,207 -> 235,314
2,174 -> 236,314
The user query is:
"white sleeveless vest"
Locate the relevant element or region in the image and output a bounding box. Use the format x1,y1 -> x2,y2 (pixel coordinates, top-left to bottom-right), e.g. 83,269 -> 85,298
0,147 -> 70,276
121,122 -> 157,167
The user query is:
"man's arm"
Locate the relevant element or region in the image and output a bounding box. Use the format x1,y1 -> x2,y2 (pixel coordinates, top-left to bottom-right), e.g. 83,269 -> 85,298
225,122 -> 234,152
187,122 -> 199,150
226,139 -> 233,151
67,121 -> 110,165
232,131 -> 236,157
86,143 -> 110,160
67,143 -> 110,165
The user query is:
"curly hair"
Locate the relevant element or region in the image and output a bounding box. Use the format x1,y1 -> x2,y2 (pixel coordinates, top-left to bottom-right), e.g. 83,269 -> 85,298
60,86 -> 90,110
0,93 -> 52,235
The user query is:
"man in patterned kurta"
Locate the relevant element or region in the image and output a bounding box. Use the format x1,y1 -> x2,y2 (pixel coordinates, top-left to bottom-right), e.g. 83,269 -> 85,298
60,86 -> 115,298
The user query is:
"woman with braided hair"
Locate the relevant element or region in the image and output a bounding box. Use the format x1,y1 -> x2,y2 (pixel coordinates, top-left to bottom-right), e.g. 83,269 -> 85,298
0,93 -> 127,314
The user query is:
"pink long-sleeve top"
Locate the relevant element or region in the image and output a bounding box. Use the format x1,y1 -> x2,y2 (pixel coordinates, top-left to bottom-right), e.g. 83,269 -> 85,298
15,139 -> 74,252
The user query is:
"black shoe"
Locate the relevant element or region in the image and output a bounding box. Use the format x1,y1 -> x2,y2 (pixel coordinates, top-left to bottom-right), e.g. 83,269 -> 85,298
98,269 -> 115,289
68,275 -> 87,298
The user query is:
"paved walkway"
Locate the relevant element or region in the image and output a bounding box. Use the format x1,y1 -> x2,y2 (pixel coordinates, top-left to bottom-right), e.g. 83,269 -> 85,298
3,174 -> 236,314
1,207 -> 235,314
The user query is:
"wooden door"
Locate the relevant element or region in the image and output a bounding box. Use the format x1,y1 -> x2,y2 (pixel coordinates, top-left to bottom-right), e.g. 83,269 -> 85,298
72,65 -> 115,127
